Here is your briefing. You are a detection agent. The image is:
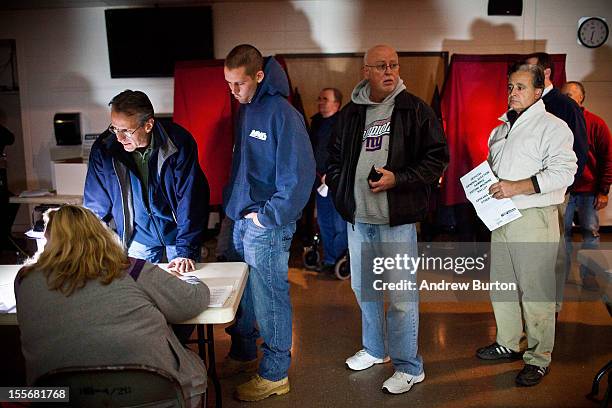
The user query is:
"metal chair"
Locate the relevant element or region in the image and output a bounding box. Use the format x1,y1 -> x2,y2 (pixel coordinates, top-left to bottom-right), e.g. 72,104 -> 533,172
34,364 -> 190,407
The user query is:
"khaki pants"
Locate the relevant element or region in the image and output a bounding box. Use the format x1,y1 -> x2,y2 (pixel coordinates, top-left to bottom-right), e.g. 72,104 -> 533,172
490,206 -> 558,367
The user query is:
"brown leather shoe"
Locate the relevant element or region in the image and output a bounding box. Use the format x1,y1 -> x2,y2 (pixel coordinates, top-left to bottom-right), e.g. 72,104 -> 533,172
235,374 -> 290,401
582,275 -> 600,291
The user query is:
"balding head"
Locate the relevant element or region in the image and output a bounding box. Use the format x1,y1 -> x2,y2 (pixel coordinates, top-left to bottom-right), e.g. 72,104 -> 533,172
363,44 -> 400,102
561,81 -> 585,106
364,44 -> 398,65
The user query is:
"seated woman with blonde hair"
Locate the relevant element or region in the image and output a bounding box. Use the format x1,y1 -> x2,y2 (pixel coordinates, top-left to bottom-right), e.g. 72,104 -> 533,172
15,205 -> 209,407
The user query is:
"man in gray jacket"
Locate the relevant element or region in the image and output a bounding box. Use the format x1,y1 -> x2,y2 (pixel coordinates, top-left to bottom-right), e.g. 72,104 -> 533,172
476,63 -> 577,387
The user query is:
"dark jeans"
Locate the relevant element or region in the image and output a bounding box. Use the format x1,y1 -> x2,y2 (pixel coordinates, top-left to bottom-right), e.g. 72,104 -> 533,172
316,194 -> 348,265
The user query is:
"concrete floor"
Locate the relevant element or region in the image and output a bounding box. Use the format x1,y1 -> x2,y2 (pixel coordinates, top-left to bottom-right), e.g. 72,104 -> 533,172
1,236 -> 611,408
210,266 -> 611,408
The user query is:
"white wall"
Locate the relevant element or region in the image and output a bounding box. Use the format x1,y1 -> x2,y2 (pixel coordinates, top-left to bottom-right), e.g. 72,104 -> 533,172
0,0 -> 611,190
0,7 -> 175,190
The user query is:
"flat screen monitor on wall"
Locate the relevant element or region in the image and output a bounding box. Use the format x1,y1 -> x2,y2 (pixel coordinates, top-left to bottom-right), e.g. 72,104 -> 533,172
105,7 -> 213,78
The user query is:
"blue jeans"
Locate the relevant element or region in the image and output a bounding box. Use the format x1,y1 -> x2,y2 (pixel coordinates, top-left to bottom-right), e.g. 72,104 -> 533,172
225,218 -> 296,381
316,194 -> 348,265
348,222 -> 423,376
564,193 -> 600,279
127,240 -> 179,262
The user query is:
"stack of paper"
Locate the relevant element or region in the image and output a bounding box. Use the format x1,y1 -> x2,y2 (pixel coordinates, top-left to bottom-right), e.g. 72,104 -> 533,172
19,189 -> 54,198
0,283 -> 16,313
208,285 -> 234,308
178,274 -> 234,308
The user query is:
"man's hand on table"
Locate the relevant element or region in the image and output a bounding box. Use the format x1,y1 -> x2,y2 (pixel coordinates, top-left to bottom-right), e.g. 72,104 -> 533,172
168,257 -> 196,276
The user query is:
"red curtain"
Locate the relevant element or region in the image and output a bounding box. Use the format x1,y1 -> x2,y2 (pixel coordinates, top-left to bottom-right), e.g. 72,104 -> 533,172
173,60 -> 235,206
173,57 -> 300,206
440,54 -> 567,206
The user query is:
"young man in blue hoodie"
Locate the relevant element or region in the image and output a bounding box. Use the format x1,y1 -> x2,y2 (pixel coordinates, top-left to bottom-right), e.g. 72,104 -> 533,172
221,44 -> 315,401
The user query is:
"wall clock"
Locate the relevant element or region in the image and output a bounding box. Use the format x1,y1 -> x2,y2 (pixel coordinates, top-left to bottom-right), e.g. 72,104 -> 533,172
578,17 -> 609,48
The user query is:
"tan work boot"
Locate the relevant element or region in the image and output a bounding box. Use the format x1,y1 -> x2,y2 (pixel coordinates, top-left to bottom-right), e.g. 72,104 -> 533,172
217,355 -> 258,378
234,374 -> 290,401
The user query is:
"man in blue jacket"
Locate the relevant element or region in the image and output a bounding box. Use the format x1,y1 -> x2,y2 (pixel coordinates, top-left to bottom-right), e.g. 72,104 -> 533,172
84,90 -> 209,273
220,44 -> 315,401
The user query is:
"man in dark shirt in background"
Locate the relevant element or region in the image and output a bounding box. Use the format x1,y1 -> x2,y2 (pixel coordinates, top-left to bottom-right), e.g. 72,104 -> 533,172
310,87 -> 347,273
525,53 -> 588,312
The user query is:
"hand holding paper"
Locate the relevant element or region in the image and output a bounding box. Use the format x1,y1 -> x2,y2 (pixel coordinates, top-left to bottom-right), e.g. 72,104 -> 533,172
460,161 -> 522,231
317,183 -> 328,197
489,179 -> 536,199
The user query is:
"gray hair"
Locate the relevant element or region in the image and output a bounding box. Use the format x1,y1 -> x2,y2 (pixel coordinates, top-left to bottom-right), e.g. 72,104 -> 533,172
109,90 -> 154,125
508,62 -> 545,90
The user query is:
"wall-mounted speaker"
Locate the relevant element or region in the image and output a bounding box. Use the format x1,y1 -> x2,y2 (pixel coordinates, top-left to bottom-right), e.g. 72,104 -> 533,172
488,0 -> 522,16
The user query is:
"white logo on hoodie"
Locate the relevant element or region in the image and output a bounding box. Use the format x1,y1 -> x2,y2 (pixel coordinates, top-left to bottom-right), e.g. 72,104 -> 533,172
249,129 -> 267,141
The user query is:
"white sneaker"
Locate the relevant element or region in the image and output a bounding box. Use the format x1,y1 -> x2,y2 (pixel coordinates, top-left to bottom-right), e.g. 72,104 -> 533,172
345,349 -> 389,371
382,370 -> 425,394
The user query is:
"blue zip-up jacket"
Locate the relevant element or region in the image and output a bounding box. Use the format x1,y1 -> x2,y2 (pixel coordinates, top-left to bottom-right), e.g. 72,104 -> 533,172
223,57 -> 315,227
84,122 -> 209,260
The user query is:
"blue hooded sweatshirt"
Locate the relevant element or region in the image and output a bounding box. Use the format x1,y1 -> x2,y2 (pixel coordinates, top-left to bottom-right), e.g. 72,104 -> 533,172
223,57 -> 315,228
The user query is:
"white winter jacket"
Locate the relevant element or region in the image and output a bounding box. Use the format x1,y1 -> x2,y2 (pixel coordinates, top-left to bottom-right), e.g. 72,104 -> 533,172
488,99 -> 577,209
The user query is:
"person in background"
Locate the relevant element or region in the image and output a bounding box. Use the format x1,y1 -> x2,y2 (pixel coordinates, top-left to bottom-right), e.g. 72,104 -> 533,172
327,44 -> 448,395
524,53 -> 587,313
476,63 -> 577,387
310,87 -> 347,273
561,80 -> 612,291
524,53 -> 587,179
84,90 -> 209,274
15,205 -> 210,408
220,44 -> 315,401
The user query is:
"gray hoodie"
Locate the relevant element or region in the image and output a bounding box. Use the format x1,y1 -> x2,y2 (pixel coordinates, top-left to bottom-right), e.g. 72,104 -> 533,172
351,78 -> 406,224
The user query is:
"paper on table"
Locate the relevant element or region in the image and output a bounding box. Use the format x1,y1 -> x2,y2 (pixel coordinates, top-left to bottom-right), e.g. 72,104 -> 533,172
460,161 -> 522,231
178,275 -> 233,307
25,229 -> 45,239
0,283 -> 16,313
208,286 -> 233,308
19,189 -> 53,198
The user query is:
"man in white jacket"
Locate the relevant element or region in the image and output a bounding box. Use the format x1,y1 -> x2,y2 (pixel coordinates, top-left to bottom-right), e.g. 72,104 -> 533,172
475,63 -> 577,387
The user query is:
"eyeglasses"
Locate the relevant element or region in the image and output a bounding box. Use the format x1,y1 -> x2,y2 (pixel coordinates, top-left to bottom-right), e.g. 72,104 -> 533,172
108,124 -> 142,139
365,63 -> 400,73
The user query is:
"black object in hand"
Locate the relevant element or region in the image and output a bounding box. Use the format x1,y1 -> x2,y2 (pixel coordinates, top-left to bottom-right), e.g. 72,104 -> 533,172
367,166 -> 383,182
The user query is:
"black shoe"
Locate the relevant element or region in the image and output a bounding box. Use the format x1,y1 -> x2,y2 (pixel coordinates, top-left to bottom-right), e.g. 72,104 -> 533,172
515,364 -> 549,386
476,342 -> 522,360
